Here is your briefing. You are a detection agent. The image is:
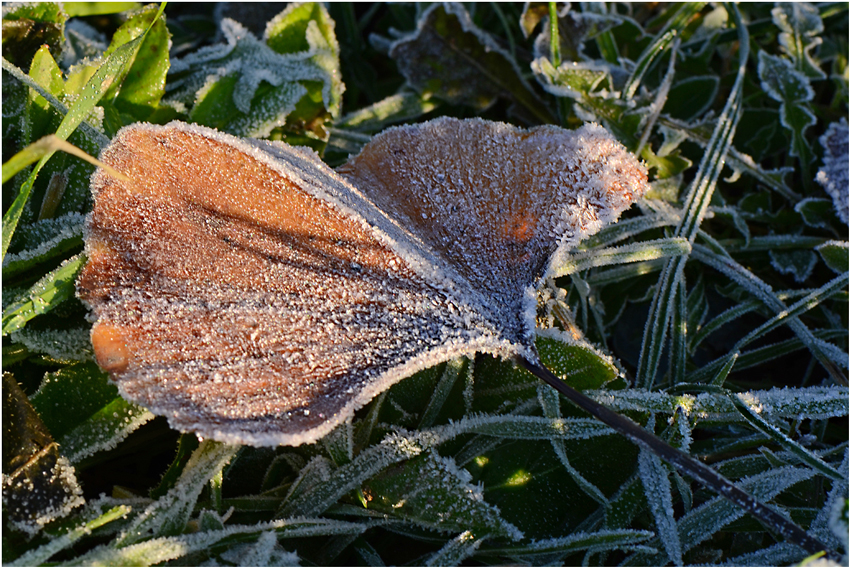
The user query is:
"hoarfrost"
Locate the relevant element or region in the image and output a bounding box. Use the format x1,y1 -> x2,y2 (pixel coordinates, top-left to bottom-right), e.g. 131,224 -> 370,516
166,19 -> 336,138
60,402 -> 155,464
79,118 -> 648,447
811,449 -> 849,554
63,19 -> 108,69
816,119 -> 849,224
379,450 -> 522,540
11,326 -> 93,361
703,543 -> 808,566
2,452 -> 85,535
3,212 -> 84,270
769,248 -> 818,283
638,449 -> 683,565
771,3 -> 827,80
590,385 -> 848,422
426,530 -> 481,566
218,531 -> 299,566
115,441 -> 237,546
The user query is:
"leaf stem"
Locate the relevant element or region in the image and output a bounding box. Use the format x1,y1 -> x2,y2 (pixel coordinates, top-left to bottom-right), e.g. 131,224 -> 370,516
518,356 -> 840,561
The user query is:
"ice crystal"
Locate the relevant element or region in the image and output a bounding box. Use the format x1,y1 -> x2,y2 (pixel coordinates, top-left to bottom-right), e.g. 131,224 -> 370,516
78,118 -> 648,446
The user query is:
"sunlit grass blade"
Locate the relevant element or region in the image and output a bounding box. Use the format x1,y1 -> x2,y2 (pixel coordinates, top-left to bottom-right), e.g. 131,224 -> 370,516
550,237 -> 690,277
1,3 -> 165,262
635,3 -> 749,389
1,135 -> 127,185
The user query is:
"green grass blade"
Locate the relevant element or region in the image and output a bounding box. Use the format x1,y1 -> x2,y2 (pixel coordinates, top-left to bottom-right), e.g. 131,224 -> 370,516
1,3 -> 165,262
2,253 -> 87,335
635,3 -> 750,389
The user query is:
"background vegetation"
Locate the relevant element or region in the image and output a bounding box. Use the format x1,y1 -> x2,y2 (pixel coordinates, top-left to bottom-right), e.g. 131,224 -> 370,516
2,2 -> 848,565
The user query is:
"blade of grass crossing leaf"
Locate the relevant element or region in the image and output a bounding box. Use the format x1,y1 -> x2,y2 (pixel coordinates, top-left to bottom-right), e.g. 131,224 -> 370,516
0,57 -> 104,144
2,135 -> 128,184
1,3 -> 165,262
2,253 -> 87,335
635,3 -> 749,389
729,394 -> 843,482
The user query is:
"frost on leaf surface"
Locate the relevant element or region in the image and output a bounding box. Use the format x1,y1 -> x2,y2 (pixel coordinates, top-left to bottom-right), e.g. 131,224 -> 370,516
363,450 -> 522,540
816,118 -> 849,224
3,376 -> 84,535
11,327 -> 93,362
386,3 -> 547,117
217,531 -> 299,567
165,17 -> 337,138
78,118 -> 647,447
771,2 -> 826,80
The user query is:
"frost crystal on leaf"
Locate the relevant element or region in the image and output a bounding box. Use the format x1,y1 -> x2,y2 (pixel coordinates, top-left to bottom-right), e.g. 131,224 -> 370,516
166,18 -> 338,138
11,327 -> 93,361
771,3 -> 826,80
218,531 -> 300,567
816,119 -> 849,224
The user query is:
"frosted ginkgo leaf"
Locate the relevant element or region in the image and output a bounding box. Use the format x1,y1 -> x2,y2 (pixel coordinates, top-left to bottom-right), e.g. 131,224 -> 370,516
77,117 -> 649,447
